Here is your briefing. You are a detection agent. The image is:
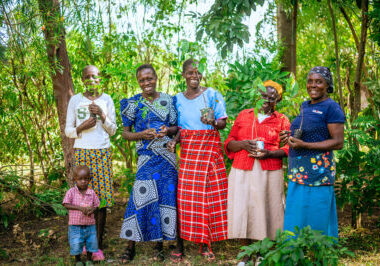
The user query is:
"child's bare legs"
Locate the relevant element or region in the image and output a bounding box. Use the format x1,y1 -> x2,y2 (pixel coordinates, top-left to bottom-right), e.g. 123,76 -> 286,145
75,255 -> 81,263
95,207 -> 107,249
86,252 -> 93,262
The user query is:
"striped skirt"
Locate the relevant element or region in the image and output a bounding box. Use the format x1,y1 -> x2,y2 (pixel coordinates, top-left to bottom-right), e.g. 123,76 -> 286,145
74,148 -> 114,207
177,129 -> 228,244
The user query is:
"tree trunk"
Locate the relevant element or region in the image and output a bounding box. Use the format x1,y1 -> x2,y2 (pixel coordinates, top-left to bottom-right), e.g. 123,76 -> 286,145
352,0 -> 369,120
327,0 -> 344,110
277,0 -> 298,78
38,0 -> 75,185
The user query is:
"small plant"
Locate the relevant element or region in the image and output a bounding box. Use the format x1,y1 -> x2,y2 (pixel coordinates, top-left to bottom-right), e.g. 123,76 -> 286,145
237,226 -> 354,265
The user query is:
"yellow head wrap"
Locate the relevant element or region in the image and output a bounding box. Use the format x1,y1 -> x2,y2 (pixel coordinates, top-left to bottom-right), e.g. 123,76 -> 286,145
263,80 -> 283,99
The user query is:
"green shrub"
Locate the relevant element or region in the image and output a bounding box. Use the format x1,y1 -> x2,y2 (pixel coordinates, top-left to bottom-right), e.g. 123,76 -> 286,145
237,226 -> 354,266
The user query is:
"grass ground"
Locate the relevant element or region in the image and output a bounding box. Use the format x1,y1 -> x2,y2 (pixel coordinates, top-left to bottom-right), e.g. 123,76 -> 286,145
0,189 -> 379,265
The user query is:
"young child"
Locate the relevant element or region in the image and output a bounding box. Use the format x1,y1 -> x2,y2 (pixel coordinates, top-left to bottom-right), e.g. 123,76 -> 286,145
65,65 -> 117,260
63,165 -> 100,265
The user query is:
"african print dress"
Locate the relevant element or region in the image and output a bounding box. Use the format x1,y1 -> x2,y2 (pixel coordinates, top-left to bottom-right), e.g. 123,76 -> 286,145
119,93 -> 178,242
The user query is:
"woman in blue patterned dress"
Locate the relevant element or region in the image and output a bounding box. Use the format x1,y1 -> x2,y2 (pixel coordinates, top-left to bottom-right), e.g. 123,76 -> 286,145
280,66 -> 345,238
119,64 -> 178,261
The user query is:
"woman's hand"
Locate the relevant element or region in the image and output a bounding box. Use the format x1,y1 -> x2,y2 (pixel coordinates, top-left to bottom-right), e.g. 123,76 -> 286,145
288,136 -> 306,149
167,140 -> 177,153
239,140 -> 257,154
139,128 -> 157,140
251,149 -> 271,159
200,115 -> 215,126
279,130 -> 290,145
89,102 -> 106,122
157,125 -> 168,138
89,102 -> 103,116
77,117 -> 97,134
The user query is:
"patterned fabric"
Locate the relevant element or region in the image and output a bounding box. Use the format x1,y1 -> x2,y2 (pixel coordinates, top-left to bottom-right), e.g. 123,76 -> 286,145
284,181 -> 338,238
178,129 -> 228,244
175,88 -> 228,130
289,98 -> 345,186
119,93 -> 178,242
224,109 -> 290,171
74,148 -> 114,207
288,151 -> 336,186
63,186 -> 100,225
308,66 -> 334,93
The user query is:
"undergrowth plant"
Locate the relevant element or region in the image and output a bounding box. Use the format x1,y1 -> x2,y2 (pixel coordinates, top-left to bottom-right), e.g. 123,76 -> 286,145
237,226 -> 354,266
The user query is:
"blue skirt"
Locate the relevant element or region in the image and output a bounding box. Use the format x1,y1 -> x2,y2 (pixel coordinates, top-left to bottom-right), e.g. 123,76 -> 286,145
120,154 -> 177,242
283,181 -> 338,238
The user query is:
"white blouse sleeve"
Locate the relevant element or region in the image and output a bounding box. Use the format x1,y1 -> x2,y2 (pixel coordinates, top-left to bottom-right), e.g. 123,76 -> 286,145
65,96 -> 79,138
102,95 -> 117,136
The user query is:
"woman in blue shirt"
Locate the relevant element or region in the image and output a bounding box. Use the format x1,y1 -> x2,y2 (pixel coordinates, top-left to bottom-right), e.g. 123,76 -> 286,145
280,66 -> 345,238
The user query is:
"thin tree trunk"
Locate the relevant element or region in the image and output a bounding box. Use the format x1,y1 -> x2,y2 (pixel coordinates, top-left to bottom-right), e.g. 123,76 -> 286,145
38,0 -> 75,185
353,0 -> 369,120
277,0 -> 297,78
327,0 -> 344,110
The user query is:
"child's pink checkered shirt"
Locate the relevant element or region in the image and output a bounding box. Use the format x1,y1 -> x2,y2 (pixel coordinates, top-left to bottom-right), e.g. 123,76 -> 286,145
63,186 -> 100,225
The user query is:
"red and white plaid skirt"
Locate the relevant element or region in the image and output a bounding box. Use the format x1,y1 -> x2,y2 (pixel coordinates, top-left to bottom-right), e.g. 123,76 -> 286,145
178,129 -> 228,244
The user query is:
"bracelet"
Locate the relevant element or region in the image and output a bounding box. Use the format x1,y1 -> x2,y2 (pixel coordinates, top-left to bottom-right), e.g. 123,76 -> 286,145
214,119 -> 218,127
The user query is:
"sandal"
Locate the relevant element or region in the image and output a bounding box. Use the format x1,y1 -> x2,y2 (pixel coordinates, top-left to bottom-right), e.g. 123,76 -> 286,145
199,244 -> 215,262
92,249 -> 105,261
170,251 -> 184,263
120,247 -> 135,263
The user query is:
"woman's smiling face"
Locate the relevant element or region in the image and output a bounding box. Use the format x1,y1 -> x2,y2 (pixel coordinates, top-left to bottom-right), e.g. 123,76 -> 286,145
260,86 -> 279,114
307,73 -> 329,103
183,63 -> 202,90
137,68 -> 157,96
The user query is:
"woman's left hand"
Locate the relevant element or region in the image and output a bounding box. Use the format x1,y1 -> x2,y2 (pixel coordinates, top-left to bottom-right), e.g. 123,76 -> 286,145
89,102 -> 103,116
251,149 -> 271,159
157,125 -> 168,138
288,136 -> 306,149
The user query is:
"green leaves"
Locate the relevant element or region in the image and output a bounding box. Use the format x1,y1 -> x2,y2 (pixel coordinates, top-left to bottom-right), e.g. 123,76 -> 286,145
238,227 -> 355,265
196,0 -> 265,58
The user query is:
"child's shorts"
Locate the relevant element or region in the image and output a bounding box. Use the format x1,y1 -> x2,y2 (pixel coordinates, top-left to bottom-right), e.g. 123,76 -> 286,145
68,224 -> 98,255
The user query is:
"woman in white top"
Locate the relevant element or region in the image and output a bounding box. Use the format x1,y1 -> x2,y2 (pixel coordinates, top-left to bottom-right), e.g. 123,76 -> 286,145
65,65 -> 117,261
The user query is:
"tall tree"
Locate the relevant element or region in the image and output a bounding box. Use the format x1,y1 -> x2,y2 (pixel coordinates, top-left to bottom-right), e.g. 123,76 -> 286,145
38,0 -> 74,184
353,0 -> 369,120
277,0 -> 298,77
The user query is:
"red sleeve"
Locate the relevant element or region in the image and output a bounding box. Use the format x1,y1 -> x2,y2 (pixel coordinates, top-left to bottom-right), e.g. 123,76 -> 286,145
62,189 -> 73,204
279,114 -> 291,156
224,110 -> 245,160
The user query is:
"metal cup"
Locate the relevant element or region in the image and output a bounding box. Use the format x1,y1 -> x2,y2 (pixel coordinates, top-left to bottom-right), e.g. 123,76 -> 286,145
256,140 -> 264,150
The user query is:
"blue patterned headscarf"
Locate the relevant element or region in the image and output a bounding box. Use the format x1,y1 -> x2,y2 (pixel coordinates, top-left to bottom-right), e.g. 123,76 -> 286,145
308,66 -> 334,93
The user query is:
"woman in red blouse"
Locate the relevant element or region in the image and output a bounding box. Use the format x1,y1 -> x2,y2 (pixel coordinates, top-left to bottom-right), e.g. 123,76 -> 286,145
224,81 -> 290,246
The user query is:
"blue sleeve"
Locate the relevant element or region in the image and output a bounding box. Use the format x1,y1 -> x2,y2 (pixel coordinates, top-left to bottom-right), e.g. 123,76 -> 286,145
120,97 -> 137,127
169,95 -> 178,126
326,100 -> 346,124
211,89 -> 228,120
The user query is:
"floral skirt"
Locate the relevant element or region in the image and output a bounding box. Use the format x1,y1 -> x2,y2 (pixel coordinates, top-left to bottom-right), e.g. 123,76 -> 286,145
74,148 -> 114,207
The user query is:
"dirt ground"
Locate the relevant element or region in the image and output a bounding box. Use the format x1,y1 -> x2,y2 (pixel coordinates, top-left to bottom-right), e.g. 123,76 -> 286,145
0,191 -> 379,265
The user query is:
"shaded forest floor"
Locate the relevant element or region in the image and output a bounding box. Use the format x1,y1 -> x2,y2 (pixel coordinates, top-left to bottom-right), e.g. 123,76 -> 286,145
0,188 -> 379,265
